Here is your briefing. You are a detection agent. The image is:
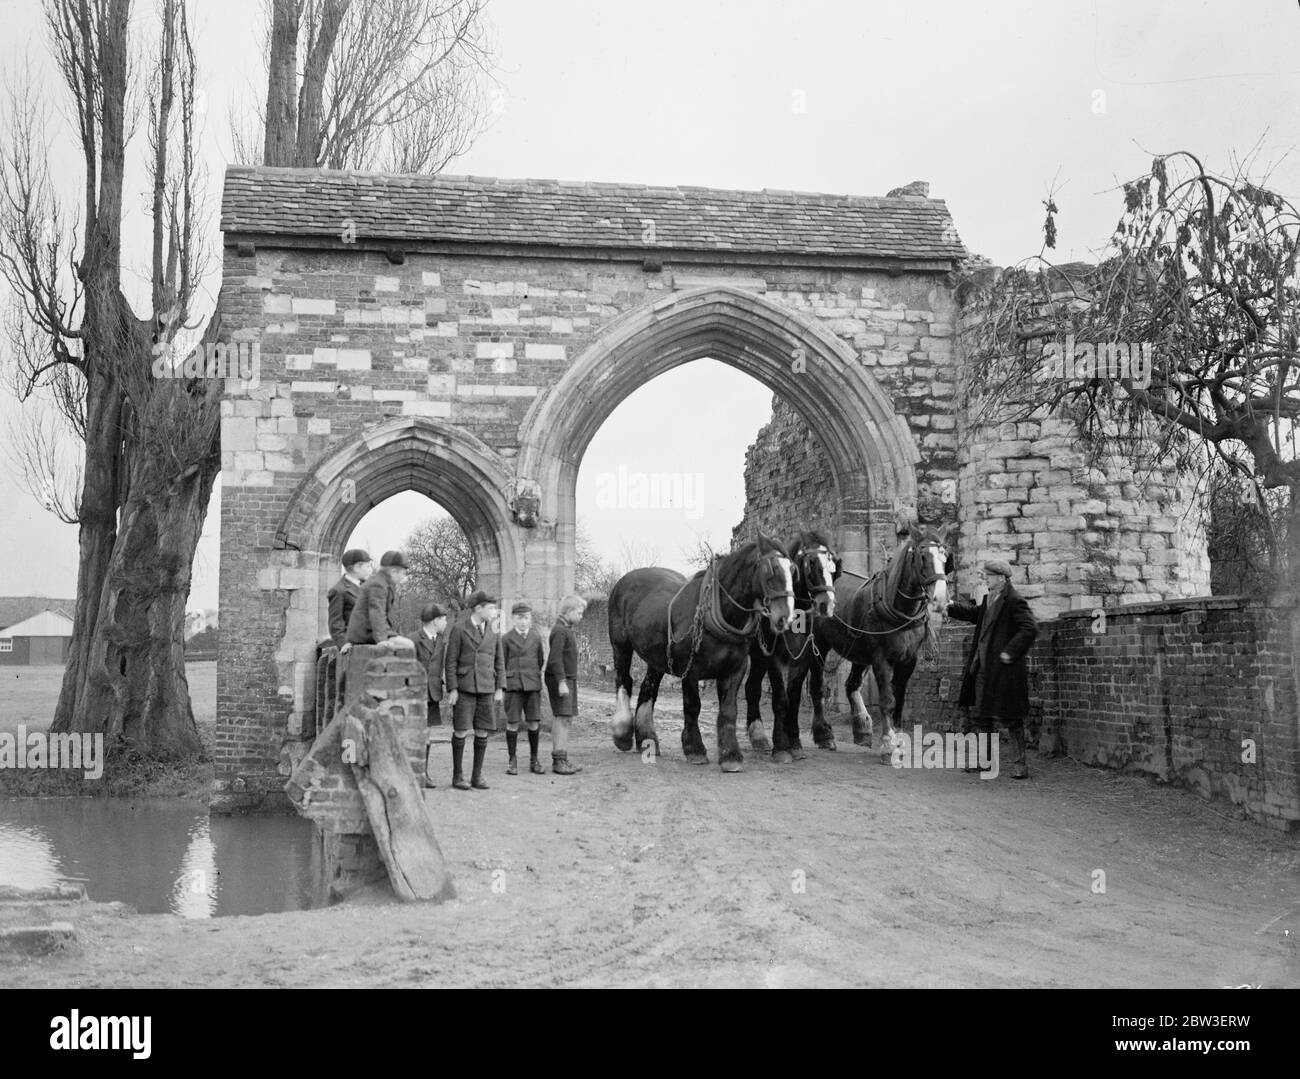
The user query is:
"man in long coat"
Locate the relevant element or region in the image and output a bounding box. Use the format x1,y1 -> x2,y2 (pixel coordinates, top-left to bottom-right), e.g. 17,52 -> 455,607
946,559 -> 1038,778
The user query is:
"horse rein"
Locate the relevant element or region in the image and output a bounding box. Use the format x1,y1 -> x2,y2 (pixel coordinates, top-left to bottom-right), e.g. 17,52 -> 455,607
667,549 -> 792,677
828,540 -> 949,638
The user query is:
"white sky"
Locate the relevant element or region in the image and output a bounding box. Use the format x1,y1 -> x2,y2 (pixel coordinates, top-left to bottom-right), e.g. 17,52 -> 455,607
2,0 -> 1300,607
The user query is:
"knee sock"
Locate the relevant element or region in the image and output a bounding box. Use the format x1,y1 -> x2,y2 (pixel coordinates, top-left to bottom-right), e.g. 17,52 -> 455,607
472,735 -> 487,778
527,726 -> 540,760
452,736 -> 466,778
506,728 -> 518,759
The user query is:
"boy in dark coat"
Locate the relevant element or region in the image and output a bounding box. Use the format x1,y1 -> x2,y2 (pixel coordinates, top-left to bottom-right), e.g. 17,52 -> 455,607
946,559 -> 1038,778
327,548 -> 371,650
545,593 -> 587,775
502,602 -> 546,775
414,602 -> 449,788
346,550 -> 409,646
444,591 -> 505,790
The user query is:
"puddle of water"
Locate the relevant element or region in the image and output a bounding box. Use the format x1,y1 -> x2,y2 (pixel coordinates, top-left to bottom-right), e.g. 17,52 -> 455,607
0,800 -> 325,917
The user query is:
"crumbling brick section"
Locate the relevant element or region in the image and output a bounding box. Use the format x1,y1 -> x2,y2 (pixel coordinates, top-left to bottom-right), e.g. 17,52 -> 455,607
285,645 -> 429,900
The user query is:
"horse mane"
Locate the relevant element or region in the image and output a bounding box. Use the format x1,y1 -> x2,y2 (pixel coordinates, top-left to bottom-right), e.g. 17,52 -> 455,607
784,529 -> 834,561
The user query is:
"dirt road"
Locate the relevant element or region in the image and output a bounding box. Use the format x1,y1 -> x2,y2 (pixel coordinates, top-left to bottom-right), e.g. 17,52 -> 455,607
3,687 -> 1298,987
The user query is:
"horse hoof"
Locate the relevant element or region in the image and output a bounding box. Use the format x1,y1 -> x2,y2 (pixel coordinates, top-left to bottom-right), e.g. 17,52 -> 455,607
685,752 -> 709,766
791,746 -> 808,761
612,731 -> 635,752
750,735 -> 773,753
816,738 -> 837,752
720,758 -> 744,773
772,750 -> 793,764
853,732 -> 872,748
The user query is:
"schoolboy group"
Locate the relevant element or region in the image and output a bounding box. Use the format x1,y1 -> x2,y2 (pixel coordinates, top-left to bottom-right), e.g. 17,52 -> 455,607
324,548 -> 588,791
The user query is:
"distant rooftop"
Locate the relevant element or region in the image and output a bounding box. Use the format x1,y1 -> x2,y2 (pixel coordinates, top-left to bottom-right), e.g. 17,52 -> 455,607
0,596 -> 74,632
221,166 -> 966,264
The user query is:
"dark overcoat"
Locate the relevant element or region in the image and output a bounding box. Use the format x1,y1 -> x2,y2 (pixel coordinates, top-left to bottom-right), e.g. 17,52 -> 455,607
545,620 -> 579,717
345,569 -> 400,645
414,628 -> 448,702
444,617 -> 505,695
326,575 -> 360,648
946,584 -> 1038,723
502,628 -> 545,691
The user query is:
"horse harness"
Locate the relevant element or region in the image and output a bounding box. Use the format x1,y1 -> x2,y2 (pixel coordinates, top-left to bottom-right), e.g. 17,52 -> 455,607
666,550 -> 793,678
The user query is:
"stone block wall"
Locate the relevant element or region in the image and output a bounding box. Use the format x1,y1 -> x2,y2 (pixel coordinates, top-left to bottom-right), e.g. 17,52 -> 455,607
954,407 -> 1211,619
216,251 -> 963,807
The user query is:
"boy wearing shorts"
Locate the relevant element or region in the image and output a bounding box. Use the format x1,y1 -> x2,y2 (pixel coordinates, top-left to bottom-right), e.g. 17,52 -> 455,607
501,602 -> 546,775
444,591 -> 505,791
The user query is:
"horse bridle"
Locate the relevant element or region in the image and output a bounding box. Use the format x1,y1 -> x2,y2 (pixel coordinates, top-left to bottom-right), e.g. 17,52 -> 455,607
667,548 -> 794,677
714,549 -> 794,625
835,537 -> 951,635
792,544 -> 837,607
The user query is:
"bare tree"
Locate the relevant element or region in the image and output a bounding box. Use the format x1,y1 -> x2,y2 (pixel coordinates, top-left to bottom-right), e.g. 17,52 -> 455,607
0,0 -> 216,755
403,515 -> 476,605
261,0 -> 492,172
961,151 -> 1300,596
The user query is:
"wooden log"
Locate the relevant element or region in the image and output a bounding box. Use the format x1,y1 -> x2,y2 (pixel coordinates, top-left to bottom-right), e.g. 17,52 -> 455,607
346,700 -> 455,902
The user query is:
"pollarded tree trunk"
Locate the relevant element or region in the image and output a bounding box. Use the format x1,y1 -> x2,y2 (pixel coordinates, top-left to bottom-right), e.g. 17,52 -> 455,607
64,377 -> 221,756
52,368 -> 124,732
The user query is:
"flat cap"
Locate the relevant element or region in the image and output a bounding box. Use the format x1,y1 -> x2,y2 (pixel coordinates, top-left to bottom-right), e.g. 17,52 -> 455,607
420,603 -> 447,622
983,559 -> 1013,577
511,602 -> 532,615
342,548 -> 371,568
380,550 -> 409,569
465,590 -> 497,608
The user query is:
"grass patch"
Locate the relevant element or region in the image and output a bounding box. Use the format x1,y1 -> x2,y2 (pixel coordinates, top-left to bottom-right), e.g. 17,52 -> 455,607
0,661 -> 216,801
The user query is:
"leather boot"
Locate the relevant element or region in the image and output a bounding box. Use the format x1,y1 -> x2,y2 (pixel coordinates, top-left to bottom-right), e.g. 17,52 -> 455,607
471,736 -> 490,789
423,743 -> 436,788
506,729 -> 518,775
1009,724 -> 1029,779
552,750 -> 581,775
528,728 -> 544,773
452,737 -> 469,790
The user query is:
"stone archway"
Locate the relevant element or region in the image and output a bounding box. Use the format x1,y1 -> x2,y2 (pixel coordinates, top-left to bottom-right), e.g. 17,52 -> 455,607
268,417 -> 523,736
516,286 -> 921,602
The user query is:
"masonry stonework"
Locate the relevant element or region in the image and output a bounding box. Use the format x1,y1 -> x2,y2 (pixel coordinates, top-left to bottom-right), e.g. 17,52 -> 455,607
215,167 -> 965,809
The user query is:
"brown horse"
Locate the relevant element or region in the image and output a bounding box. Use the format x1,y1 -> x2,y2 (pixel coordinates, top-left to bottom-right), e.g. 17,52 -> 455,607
779,525 -> 953,759
608,537 -> 795,773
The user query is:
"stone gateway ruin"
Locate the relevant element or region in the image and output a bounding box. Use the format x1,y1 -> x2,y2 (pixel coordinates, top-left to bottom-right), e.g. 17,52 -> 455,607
212,166 -> 1298,830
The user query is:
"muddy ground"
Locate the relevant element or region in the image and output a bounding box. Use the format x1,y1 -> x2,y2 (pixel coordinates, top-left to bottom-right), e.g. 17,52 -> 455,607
2,686 -> 1298,988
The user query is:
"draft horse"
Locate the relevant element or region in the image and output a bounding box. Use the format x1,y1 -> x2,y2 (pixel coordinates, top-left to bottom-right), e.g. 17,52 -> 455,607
608,537 -> 795,772
743,531 -> 841,762
779,525 -> 953,759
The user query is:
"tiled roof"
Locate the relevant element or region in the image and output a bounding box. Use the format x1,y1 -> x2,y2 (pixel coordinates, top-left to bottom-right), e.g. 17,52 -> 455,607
0,597 -> 74,632
220,166 -> 966,262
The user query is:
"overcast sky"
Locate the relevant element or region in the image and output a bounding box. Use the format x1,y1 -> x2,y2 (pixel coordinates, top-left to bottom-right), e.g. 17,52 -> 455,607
2,0 -> 1299,608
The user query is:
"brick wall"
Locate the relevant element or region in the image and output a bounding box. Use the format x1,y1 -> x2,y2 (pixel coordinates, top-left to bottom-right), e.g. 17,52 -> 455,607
896,598 -> 1300,830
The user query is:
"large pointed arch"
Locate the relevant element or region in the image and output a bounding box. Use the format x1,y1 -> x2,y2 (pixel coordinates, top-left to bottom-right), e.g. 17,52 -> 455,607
516,285 -> 920,579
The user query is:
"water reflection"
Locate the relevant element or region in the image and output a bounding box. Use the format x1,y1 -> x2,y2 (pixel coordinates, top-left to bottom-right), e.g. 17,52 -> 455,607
0,801 -> 323,917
